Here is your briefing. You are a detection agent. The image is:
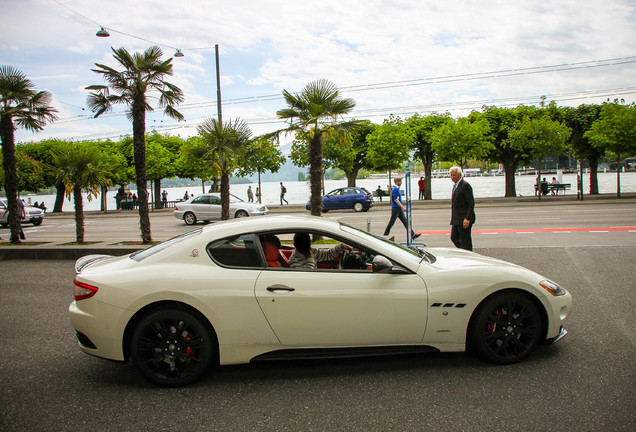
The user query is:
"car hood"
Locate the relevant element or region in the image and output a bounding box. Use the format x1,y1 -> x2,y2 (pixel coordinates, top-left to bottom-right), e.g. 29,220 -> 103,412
424,247 -> 523,271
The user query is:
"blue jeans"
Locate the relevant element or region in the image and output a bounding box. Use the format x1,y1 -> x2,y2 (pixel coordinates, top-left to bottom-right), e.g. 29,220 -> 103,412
384,207 -> 414,237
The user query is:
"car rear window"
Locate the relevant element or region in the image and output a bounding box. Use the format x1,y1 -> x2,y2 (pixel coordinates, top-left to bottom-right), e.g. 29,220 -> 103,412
207,234 -> 262,268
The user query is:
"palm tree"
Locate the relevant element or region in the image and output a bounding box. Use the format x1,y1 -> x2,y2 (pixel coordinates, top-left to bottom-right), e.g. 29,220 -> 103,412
276,79 -> 356,216
197,118 -> 252,220
49,143 -> 111,243
0,66 -> 58,244
86,46 -> 184,243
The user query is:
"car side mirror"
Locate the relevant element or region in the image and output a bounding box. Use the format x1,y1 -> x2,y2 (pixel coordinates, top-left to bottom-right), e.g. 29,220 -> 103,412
372,255 -> 410,274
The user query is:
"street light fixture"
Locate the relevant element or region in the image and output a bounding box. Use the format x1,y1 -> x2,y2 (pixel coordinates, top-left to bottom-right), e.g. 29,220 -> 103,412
96,27 -> 110,37
174,49 -> 184,57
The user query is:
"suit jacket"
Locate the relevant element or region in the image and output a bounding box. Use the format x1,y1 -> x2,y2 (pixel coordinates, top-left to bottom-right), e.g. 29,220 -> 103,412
451,179 -> 476,226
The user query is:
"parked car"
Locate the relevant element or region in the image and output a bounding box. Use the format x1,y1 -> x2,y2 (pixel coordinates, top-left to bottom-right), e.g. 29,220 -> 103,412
174,193 -> 269,225
306,187 -> 374,212
0,198 -> 45,226
69,215 -> 571,387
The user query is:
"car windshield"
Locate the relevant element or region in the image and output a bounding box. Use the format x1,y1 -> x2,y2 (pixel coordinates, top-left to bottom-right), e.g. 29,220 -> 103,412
229,194 -> 244,203
130,228 -> 202,261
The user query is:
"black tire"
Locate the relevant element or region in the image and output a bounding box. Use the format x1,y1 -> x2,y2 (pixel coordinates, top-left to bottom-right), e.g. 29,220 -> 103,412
183,212 -> 197,225
235,210 -> 249,218
321,209 -> 329,213
131,308 -> 214,387
353,202 -> 364,212
468,291 -> 542,364
32,220 -> 43,226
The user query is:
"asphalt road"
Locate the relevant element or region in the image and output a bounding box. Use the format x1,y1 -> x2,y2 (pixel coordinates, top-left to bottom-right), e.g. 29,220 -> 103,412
4,198 -> 636,251
1,237 -> 635,429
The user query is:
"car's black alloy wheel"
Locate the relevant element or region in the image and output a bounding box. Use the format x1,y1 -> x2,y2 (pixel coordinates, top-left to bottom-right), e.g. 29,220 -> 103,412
131,308 -> 214,387
469,291 -> 542,364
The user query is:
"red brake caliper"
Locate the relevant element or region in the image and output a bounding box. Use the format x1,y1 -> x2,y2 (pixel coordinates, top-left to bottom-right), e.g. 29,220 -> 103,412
185,334 -> 194,356
487,309 -> 502,334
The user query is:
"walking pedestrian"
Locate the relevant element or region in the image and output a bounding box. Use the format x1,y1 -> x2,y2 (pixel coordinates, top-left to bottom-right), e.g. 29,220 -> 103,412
247,186 -> 254,203
450,166 -> 475,251
280,182 -> 288,205
383,177 -> 420,240
161,190 -> 168,208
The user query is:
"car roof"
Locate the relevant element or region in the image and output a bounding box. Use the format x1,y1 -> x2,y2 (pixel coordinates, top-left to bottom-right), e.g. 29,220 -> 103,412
201,214 -> 340,235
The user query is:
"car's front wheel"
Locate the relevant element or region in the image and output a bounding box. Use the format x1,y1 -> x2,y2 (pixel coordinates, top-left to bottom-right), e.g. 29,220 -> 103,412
468,291 -> 543,364
235,210 -> 249,218
32,220 -> 43,226
183,212 -> 197,225
131,308 -> 214,387
353,202 -> 364,212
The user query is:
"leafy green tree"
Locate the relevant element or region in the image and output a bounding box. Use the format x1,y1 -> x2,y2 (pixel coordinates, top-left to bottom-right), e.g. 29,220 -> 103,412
276,79 -> 356,216
0,66 -> 57,244
20,139 -> 69,212
49,143 -> 111,243
83,140 -> 128,211
431,115 -> 492,168
406,113 -> 453,199
585,100 -> 636,197
563,104 -> 603,194
508,116 -> 571,200
0,149 -> 45,193
366,115 -> 411,183
238,136 -> 286,203
324,120 -> 375,187
86,46 -> 184,243
197,118 -> 252,220
177,135 -> 219,191
481,105 -> 541,197
146,131 -> 184,208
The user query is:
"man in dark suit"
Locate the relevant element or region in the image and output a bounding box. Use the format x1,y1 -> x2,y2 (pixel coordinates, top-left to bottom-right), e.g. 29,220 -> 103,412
450,166 -> 475,251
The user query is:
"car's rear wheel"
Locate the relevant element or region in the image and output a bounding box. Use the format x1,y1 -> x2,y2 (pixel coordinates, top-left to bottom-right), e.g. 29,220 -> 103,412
131,308 -> 214,387
183,212 -> 197,225
468,291 -> 542,364
353,202 -> 364,212
235,210 -> 249,218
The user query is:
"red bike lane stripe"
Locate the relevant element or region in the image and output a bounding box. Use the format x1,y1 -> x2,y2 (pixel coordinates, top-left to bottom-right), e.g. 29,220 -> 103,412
414,227 -> 636,235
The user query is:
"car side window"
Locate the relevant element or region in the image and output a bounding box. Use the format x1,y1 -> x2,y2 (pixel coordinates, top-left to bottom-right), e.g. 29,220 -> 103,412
207,234 -> 262,268
209,196 -> 221,205
192,196 -> 208,204
344,188 -> 356,195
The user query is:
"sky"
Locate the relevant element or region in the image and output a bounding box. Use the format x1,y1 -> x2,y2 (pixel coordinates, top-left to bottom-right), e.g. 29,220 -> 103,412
2,0 -> 636,145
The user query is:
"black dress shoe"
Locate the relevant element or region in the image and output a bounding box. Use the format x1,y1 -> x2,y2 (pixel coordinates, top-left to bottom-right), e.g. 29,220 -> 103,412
412,233 -> 421,240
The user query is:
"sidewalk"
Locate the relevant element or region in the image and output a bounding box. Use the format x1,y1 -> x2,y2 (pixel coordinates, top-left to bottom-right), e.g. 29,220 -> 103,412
1,192 -> 635,260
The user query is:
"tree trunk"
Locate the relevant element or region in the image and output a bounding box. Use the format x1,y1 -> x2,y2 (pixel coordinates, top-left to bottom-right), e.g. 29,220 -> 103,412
0,115 -> 21,244
257,170 -> 262,204
100,185 -> 108,212
73,185 -> 85,243
616,156 -> 622,198
422,151 -> 433,200
132,98 -> 152,243
308,131 -> 324,216
346,169 -> 358,187
588,155 -> 599,195
503,161 -> 518,197
221,173 -> 230,220
154,179 -> 162,209
53,184 -> 65,212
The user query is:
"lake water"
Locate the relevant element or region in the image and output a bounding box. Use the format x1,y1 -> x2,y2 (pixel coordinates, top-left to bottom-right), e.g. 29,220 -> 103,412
20,171 -> 636,212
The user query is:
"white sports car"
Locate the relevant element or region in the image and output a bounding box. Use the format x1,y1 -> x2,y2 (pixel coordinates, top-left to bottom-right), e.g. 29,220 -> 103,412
69,215 -> 571,387
173,193 -> 268,225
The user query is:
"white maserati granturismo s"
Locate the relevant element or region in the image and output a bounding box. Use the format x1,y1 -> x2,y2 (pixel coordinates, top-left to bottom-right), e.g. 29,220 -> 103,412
69,215 -> 571,386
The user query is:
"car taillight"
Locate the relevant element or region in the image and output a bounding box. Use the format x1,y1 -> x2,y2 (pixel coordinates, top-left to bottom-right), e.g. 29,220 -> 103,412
74,279 -> 99,301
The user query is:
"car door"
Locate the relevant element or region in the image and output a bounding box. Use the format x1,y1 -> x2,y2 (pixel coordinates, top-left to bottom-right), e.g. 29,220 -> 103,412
254,267 -> 428,347
207,195 -> 222,220
323,190 -> 339,210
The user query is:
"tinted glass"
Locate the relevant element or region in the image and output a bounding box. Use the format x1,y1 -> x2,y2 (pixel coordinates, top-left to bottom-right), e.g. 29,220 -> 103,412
207,234 -> 262,268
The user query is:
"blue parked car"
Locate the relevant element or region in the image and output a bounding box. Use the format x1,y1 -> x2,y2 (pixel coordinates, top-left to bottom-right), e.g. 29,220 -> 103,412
306,187 -> 374,213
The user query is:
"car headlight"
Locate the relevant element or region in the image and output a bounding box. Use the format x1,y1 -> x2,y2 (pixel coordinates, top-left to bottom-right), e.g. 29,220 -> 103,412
539,280 -> 566,296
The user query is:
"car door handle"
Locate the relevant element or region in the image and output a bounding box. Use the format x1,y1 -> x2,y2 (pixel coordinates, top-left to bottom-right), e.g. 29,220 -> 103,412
267,285 -> 295,292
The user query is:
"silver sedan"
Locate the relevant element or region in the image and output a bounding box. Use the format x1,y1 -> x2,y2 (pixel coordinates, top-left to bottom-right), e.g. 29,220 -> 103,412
173,193 -> 269,225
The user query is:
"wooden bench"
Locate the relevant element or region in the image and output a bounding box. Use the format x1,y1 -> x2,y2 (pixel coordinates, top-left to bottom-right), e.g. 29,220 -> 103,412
534,183 -> 571,195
